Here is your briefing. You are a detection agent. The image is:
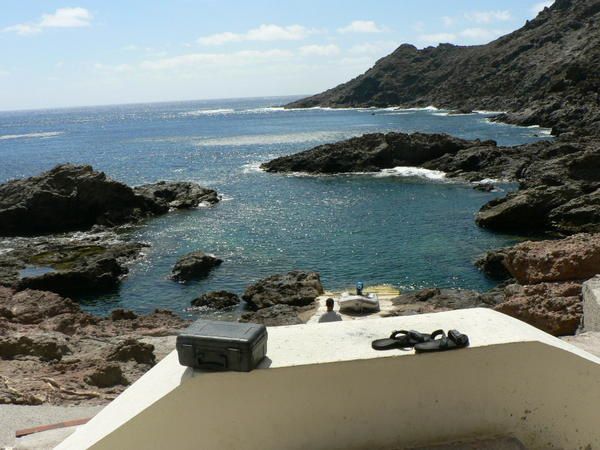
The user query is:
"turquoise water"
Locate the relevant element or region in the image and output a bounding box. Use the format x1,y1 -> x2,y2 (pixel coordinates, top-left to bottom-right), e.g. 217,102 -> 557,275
0,96 -> 552,316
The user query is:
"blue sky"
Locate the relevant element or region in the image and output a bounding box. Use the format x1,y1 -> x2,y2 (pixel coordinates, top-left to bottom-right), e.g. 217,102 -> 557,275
0,0 -> 554,110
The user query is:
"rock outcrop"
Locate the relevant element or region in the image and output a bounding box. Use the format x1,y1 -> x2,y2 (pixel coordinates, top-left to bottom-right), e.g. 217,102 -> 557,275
171,251 -> 223,282
262,132 -> 493,175
242,271 -> 324,310
191,291 -> 239,310
133,181 -> 218,212
0,233 -> 146,296
287,0 -> 600,136
0,164 -> 219,236
387,288 -> 500,316
476,234 -> 600,335
0,286 -> 188,405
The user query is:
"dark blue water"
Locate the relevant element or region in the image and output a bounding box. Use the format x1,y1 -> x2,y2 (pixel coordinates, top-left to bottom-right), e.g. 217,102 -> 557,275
0,96 -> 552,316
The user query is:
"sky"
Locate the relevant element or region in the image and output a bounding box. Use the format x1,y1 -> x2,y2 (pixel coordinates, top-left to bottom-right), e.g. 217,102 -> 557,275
0,0 -> 554,111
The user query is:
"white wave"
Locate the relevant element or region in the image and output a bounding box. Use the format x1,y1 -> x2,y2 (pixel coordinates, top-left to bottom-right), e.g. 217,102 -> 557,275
180,108 -> 235,117
374,166 -> 447,181
242,106 -> 287,114
241,162 -> 265,174
432,112 -> 450,116
395,105 -> 440,112
219,194 -> 234,202
196,130 -> 354,147
0,131 -> 64,141
477,178 -> 499,184
474,110 -> 506,115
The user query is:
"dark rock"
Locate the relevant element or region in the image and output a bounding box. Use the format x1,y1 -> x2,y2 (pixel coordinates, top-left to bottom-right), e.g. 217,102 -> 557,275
0,333 -> 70,361
106,339 -> 156,365
242,271 -> 324,310
0,164 -> 150,236
475,250 -> 511,280
84,364 -> 128,388
171,251 -> 223,282
239,304 -> 307,326
473,183 -> 495,192
262,132 -> 492,174
191,291 -> 239,309
286,1 -> 600,136
133,181 -> 219,212
110,309 -> 138,321
0,164 -> 219,236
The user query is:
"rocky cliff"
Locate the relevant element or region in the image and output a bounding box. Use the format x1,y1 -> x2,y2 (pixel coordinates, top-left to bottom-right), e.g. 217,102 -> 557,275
287,0 -> 600,136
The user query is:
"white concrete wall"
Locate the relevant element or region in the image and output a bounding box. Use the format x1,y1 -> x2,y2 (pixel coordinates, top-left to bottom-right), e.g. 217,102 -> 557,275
56,309 -> 600,450
583,276 -> 600,332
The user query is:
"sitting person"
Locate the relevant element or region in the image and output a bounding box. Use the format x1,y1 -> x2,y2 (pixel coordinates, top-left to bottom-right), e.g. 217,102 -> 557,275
318,298 -> 343,323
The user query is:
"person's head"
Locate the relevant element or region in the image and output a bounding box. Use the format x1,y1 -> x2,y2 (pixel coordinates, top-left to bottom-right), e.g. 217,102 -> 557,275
326,298 -> 334,312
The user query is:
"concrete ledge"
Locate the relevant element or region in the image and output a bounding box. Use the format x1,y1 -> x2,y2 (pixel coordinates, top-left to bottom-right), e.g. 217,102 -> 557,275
583,275 -> 600,332
56,308 -> 600,450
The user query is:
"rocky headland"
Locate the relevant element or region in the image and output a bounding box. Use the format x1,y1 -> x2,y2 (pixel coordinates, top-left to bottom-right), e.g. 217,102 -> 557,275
286,0 -> 600,137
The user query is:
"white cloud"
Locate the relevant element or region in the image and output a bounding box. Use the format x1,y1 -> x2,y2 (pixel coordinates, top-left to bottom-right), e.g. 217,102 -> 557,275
140,49 -> 294,70
197,24 -> 315,46
442,16 -> 456,27
337,20 -> 384,34
3,7 -> 92,35
349,41 -> 398,55
460,28 -> 505,41
299,44 -> 340,56
464,10 -> 511,23
418,33 -> 457,45
531,1 -> 554,14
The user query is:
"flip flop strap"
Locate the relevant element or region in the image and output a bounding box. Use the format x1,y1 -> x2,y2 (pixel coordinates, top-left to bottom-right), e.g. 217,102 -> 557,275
390,330 -> 409,339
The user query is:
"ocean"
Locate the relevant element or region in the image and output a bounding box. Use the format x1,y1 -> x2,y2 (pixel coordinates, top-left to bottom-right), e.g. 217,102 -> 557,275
0,96 -> 552,317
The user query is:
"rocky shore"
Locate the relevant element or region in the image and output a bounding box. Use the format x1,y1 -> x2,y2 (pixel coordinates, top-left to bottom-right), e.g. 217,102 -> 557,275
263,132 -> 600,235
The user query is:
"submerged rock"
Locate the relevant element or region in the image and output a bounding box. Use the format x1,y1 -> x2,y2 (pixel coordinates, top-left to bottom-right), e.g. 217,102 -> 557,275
242,271 -> 324,310
0,164 -> 219,236
191,291 -> 239,309
171,251 -> 223,282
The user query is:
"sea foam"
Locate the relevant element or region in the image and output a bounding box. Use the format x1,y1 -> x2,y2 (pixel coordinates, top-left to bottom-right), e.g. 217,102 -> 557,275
374,166 -> 447,181
0,131 -> 64,140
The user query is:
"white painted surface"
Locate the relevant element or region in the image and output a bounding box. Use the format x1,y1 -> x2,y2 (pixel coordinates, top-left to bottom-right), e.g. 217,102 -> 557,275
56,308 -> 600,450
583,275 -> 600,332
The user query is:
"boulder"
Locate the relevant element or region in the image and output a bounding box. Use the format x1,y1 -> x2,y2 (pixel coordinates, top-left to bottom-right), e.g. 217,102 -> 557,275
0,164 -> 150,236
171,251 -> 223,282
106,339 -> 156,365
494,282 -> 583,336
242,271 -> 324,310
0,164 -> 220,236
0,287 -> 79,324
239,304 -> 305,326
0,333 -> 70,361
191,291 -> 239,309
133,181 -> 218,212
84,364 -> 128,388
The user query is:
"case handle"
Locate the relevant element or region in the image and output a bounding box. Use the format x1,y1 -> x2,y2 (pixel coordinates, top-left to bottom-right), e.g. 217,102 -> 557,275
197,353 -> 228,370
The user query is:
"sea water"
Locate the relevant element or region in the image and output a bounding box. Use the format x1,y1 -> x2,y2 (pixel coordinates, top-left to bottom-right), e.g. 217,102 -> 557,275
0,96 -> 552,316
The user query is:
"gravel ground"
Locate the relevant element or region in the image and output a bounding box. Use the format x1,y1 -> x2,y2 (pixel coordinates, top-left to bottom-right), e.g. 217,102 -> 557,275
0,402 -> 105,449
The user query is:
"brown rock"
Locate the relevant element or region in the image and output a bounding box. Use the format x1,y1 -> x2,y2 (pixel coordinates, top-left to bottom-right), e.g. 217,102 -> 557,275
494,282 -> 583,336
84,364 -> 128,388
0,333 -> 70,361
499,233 -> 600,284
242,271 -> 324,310
106,339 -> 156,365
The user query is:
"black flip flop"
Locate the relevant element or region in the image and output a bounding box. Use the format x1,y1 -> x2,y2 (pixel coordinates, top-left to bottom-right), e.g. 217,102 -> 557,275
371,329 -> 444,351
414,329 -> 469,353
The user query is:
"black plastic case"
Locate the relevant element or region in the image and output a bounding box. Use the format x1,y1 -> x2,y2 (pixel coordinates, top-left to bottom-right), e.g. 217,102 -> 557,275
176,320 -> 267,372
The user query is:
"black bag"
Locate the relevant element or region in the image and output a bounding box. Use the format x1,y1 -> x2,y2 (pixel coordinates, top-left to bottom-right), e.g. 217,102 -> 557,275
176,320 -> 267,372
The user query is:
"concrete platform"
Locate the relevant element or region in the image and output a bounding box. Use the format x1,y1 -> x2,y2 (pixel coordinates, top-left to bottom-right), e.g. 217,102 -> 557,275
56,308 -> 600,450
